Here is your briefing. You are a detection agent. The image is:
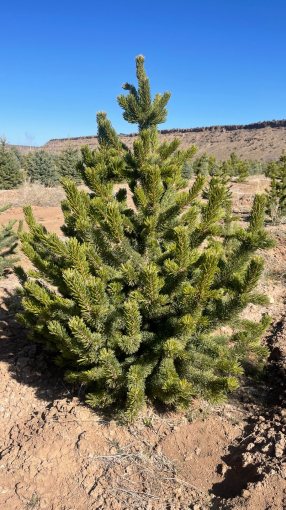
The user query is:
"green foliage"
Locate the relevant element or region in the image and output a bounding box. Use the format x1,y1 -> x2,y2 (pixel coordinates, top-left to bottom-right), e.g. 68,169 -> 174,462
0,136 -> 24,189
117,54 -> 171,132
0,204 -> 23,277
56,143 -> 81,183
24,149 -> 59,187
9,146 -> 25,168
76,111 -> 129,185
193,152 -> 209,176
247,159 -> 266,176
237,161 -> 250,182
266,149 -> 286,223
181,161 -> 194,179
16,56 -> 275,421
265,160 -> 279,178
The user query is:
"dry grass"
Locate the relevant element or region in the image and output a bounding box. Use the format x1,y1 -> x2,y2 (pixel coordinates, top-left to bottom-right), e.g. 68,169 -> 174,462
88,433 -> 208,509
13,180 -> 66,207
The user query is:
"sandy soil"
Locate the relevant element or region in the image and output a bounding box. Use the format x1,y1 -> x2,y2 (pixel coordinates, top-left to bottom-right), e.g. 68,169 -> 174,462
1,178 -> 286,509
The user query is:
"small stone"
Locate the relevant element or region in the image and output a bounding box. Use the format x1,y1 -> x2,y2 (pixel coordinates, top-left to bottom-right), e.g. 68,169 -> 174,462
217,463 -> 227,475
241,489 -> 251,498
195,448 -> 201,456
275,447 -> 284,458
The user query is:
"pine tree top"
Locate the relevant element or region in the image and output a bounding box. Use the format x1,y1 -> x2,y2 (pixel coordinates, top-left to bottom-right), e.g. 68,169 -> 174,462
117,55 -> 171,132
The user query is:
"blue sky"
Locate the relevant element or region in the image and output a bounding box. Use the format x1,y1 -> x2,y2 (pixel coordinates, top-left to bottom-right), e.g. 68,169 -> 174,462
1,0 -> 286,146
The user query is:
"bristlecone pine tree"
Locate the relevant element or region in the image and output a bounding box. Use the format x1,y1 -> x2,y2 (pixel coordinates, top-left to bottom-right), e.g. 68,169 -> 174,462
16,56 -> 275,420
0,204 -> 23,277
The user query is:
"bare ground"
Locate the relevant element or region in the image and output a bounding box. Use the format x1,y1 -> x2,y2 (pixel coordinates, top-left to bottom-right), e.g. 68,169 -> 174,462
1,178 -> 286,509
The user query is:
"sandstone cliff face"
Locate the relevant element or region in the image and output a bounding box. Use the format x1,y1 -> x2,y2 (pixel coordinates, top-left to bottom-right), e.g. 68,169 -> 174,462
14,119 -> 286,162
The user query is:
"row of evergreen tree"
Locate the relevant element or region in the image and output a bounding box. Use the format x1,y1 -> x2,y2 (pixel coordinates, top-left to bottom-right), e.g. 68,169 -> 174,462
182,151 -> 275,182
1,134 -> 285,190
0,136 -> 81,189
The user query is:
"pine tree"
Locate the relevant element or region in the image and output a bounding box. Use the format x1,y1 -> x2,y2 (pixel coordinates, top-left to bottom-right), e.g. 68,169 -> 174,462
194,153 -> 209,176
209,161 -> 222,177
221,159 -> 233,177
16,56 -> 275,421
265,160 -> 279,179
0,136 -> 24,189
181,161 -> 194,179
9,146 -> 25,168
56,143 -> 81,183
247,159 -> 265,176
266,149 -> 286,223
0,204 -> 23,276
237,161 -> 249,182
24,149 -> 59,187
225,152 -> 240,177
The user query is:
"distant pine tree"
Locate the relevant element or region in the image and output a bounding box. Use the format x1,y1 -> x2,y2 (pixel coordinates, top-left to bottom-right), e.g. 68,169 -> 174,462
265,160 -> 279,179
195,153 -> 209,176
237,161 -> 250,182
0,136 -> 23,189
181,161 -> 194,179
56,143 -> 81,183
10,146 -> 25,168
209,161 -> 222,176
9,146 -> 25,168
24,149 -> 59,187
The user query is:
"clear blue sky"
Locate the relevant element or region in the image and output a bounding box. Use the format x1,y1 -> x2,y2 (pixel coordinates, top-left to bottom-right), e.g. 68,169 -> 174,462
1,0 -> 286,146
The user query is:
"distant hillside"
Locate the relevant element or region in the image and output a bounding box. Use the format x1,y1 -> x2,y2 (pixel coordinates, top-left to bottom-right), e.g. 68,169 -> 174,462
15,119 -> 286,162
7,144 -> 38,155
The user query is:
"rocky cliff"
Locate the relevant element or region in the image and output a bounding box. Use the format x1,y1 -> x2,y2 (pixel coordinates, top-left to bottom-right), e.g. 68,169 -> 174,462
15,120 -> 286,162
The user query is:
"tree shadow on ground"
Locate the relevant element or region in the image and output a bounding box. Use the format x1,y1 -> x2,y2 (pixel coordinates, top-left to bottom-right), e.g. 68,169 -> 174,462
0,283 -> 77,406
0,282 -> 175,422
210,428 -> 263,509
